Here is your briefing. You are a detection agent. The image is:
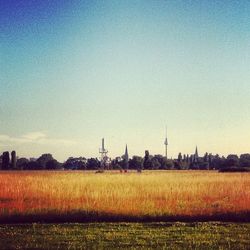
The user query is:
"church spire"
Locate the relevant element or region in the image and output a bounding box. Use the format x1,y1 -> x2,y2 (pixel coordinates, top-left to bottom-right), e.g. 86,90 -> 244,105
124,144 -> 129,171
195,146 -> 198,157
164,126 -> 168,159
194,146 -> 198,163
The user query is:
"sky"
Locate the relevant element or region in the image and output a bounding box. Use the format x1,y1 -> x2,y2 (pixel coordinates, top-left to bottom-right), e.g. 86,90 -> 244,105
1,0 -> 250,161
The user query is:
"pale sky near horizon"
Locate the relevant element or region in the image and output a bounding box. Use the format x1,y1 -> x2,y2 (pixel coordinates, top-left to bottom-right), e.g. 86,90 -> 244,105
1,0 -> 250,161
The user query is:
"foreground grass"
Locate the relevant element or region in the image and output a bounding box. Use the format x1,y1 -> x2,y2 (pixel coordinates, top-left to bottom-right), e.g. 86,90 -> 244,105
0,222 -> 249,249
0,171 -> 250,222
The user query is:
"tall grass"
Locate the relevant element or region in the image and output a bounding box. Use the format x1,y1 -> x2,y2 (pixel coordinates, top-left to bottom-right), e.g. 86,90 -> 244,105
0,171 -> 249,221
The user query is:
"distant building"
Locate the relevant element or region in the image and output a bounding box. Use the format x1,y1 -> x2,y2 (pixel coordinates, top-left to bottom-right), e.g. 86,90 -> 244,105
99,138 -> 111,169
124,144 -> 129,171
164,126 -> 168,159
194,146 -> 199,163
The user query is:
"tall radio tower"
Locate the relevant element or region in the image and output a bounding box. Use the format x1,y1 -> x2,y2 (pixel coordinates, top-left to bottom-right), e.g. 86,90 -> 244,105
99,138 -> 108,169
164,126 -> 168,159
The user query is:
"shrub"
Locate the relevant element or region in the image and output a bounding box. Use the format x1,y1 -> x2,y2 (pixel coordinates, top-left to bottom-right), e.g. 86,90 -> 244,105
219,167 -> 250,172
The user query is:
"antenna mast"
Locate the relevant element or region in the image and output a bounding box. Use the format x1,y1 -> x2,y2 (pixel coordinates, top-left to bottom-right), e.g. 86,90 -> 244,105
99,138 -> 108,169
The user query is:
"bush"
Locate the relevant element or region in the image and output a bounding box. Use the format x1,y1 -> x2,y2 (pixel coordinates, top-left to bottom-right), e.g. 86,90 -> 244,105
219,167 -> 250,172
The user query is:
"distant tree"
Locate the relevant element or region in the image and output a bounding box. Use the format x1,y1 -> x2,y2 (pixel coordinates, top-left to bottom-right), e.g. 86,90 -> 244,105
16,158 -> 29,170
129,156 -> 143,172
2,152 -> 10,170
25,161 -> 40,170
203,152 -> 208,163
183,154 -> 186,162
151,157 -> 161,170
239,154 -> 250,168
153,155 -> 169,169
156,155 -> 165,169
211,154 -> 225,170
114,155 -> 128,171
225,154 -> 239,168
76,157 -> 87,170
143,150 -> 152,169
37,154 -> 54,169
178,153 -> 182,163
165,159 -> 174,169
208,154 -> 213,169
11,151 -> 17,170
110,157 -> 123,170
199,162 -> 209,170
63,157 -> 87,170
46,159 -> 61,170
190,155 -> 194,164
174,160 -> 189,170
174,160 -> 181,170
189,160 -> 199,170
0,155 -> 2,169
63,157 -> 73,170
87,158 -> 100,170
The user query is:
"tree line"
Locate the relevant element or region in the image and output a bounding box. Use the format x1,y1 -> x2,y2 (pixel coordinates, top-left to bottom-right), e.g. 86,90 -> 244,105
0,150 -> 250,172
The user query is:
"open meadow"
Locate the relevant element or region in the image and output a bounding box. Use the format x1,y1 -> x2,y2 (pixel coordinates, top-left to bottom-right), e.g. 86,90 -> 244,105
0,222 -> 250,249
0,170 -> 249,222
0,170 -> 250,249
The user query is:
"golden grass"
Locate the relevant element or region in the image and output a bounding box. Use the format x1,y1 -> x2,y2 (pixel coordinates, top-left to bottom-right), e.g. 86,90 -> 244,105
0,170 -> 249,220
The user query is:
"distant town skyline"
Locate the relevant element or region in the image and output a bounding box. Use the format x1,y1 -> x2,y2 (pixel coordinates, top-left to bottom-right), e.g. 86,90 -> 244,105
1,1 -> 250,161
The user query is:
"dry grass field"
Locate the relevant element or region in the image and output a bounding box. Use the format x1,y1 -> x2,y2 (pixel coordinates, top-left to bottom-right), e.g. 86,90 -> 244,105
0,170 -> 249,222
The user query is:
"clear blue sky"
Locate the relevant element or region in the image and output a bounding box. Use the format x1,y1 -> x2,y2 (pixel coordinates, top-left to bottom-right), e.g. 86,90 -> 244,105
1,0 -> 250,161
